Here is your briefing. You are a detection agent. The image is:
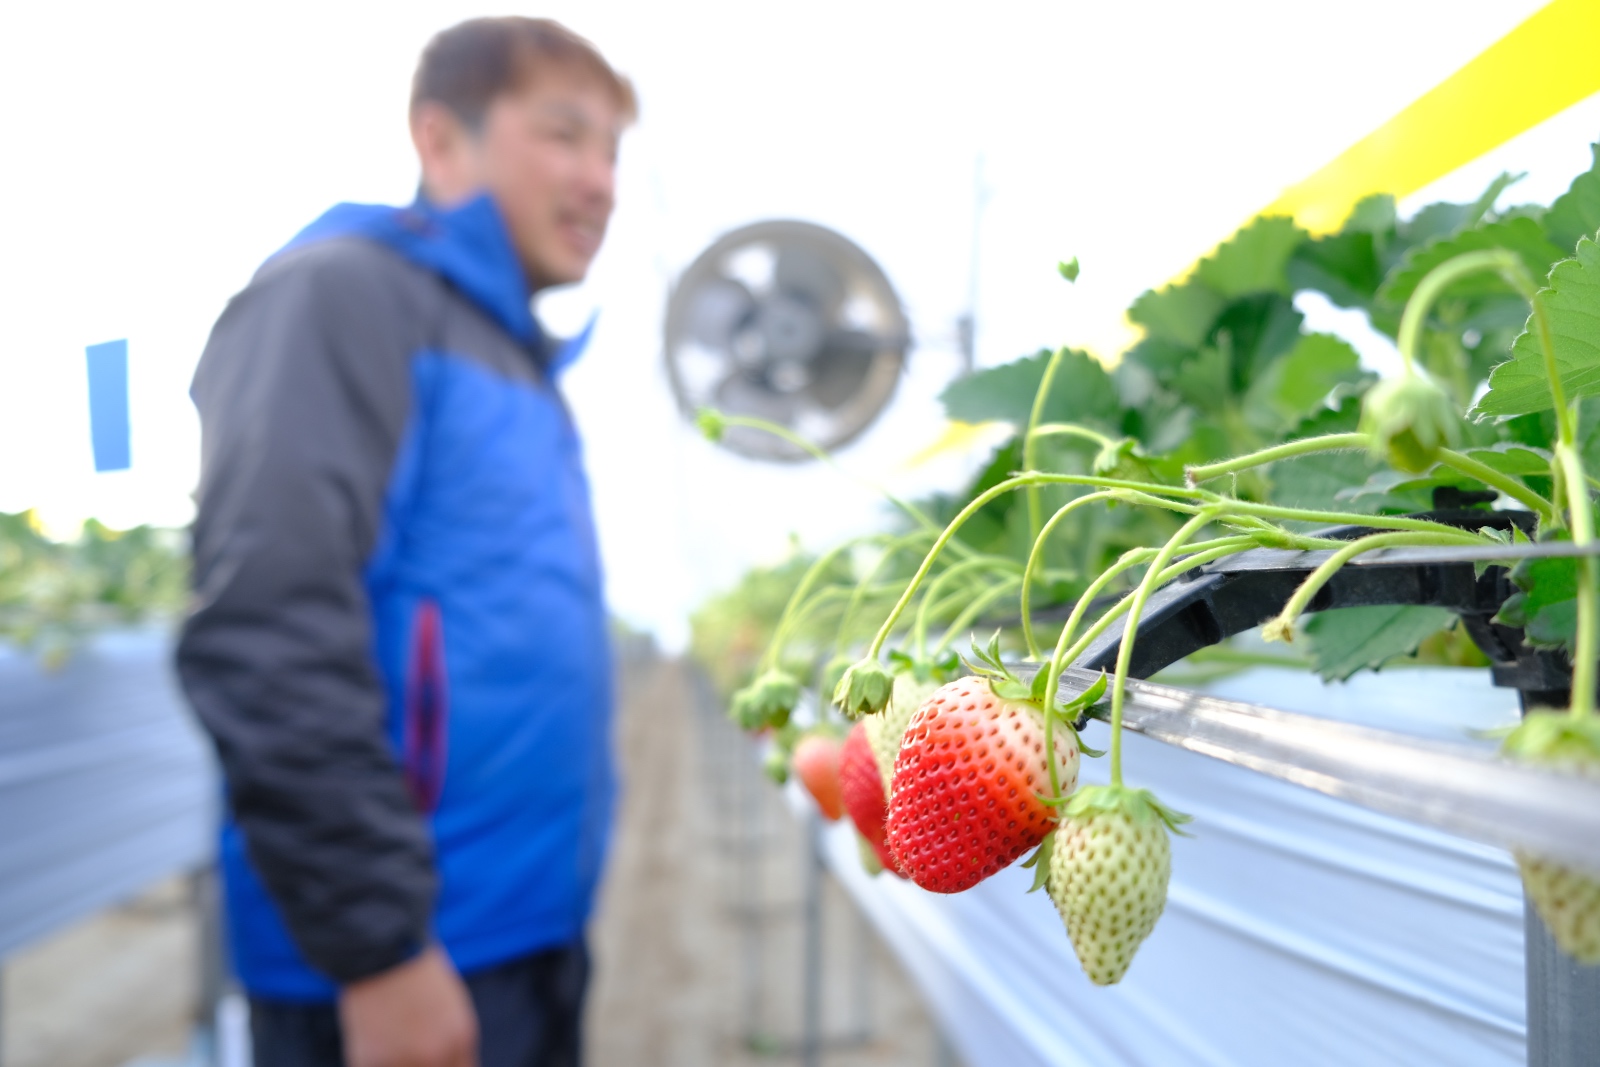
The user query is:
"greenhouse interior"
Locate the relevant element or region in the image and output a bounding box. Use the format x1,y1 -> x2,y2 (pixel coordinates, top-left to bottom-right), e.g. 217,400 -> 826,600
5,2 -> 1600,1066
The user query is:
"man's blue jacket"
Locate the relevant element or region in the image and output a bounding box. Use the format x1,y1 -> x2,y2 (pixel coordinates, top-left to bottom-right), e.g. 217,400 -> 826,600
176,194 -> 616,1000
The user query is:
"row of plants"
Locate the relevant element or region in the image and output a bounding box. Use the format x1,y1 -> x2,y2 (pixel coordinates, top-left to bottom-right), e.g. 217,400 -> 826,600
691,144 -> 1600,984
0,510 -> 188,666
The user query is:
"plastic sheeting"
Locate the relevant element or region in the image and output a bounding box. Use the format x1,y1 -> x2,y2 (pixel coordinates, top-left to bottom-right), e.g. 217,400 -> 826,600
0,630 -> 215,956
823,666 -> 1528,1067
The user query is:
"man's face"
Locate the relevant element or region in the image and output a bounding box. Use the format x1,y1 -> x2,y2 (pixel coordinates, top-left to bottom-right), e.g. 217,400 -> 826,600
464,73 -> 623,289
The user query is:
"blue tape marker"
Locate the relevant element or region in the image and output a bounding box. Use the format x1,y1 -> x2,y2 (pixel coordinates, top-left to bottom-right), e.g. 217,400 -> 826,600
86,339 -> 131,472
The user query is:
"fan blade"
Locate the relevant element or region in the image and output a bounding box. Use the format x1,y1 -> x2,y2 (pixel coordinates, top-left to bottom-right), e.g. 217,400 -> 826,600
772,243 -> 845,320
714,370 -> 801,427
684,277 -> 756,348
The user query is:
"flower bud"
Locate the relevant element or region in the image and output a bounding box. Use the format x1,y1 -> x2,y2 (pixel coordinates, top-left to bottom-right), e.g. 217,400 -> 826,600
1359,373 -> 1460,475
695,408 -> 727,442
832,658 -> 894,719
740,669 -> 800,729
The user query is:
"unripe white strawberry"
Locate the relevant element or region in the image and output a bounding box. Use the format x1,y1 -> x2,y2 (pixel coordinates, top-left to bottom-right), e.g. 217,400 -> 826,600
1046,785 -> 1186,986
865,673 -> 936,793
1504,713 -> 1600,963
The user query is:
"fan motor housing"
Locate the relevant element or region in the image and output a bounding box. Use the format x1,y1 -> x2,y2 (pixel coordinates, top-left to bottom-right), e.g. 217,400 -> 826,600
665,219 -> 910,462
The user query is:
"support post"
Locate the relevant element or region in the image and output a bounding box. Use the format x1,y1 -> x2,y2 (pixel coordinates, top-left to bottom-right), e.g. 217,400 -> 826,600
1526,899 -> 1600,1067
800,810 -> 823,1067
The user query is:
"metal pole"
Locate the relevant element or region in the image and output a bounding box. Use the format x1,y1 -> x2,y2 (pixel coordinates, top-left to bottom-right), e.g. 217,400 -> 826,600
1525,899 -> 1600,1067
1518,686 -> 1600,1067
800,811 -> 823,1067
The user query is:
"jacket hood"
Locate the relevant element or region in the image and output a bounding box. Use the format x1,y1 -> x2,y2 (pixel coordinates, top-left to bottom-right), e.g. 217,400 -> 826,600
281,194 -> 552,355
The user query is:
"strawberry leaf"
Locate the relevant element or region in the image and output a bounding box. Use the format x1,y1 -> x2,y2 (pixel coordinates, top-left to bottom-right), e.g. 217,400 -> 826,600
1544,142 -> 1600,254
1303,605 -> 1457,681
1473,236 -> 1600,419
1495,550 -> 1581,652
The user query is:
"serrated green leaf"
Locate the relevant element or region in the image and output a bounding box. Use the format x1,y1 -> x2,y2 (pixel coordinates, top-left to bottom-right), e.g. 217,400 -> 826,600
1288,229 -> 1383,308
1344,194 -> 1398,236
1242,333 -> 1366,434
1378,217 -> 1564,307
940,348 -> 1119,428
1473,236 -> 1600,418
1463,442 -> 1553,476
1129,282 -> 1224,348
1494,552 -> 1580,651
1194,215 -> 1306,298
1544,143 -> 1600,254
1303,605 -> 1458,681
1170,346 -> 1230,410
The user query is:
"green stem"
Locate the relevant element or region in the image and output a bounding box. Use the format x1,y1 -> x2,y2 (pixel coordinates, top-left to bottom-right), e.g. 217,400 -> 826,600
833,532 -> 933,655
1261,530 -> 1489,643
1434,449 -> 1555,521
1104,512 -> 1218,787
861,473 -> 1206,659
911,555 -> 1021,656
1024,348 -> 1070,544
1558,444 -> 1598,719
1186,434 -> 1370,486
1206,500 -> 1487,538
1038,536 -> 1256,801
1032,423 -> 1117,448
930,576 -> 1024,658
1397,249 -> 1525,374
1020,491 -> 1121,659
759,538 -> 869,673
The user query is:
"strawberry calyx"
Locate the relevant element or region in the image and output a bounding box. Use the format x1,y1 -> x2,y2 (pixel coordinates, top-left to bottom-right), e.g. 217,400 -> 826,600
1502,712 -> 1600,774
732,668 -> 802,731
886,647 -> 960,685
1064,783 -> 1194,836
833,657 -> 895,718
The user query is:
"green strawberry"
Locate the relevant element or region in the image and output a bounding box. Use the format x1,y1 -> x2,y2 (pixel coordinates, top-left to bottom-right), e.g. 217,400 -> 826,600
1503,712 -> 1600,963
865,673 -> 936,793
1046,785 -> 1188,986
1358,372 -> 1460,474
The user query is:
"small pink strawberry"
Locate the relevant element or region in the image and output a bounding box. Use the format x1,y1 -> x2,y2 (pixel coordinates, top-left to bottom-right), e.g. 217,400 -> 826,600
792,733 -> 845,821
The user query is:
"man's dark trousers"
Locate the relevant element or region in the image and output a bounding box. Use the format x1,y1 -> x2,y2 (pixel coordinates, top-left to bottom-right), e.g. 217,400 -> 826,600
249,939 -> 589,1067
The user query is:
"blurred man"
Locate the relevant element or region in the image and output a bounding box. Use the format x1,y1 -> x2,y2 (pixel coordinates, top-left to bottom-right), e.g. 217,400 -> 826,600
177,18 -> 634,1067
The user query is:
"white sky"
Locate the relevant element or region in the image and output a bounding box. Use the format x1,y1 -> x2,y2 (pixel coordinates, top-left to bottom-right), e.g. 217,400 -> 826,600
1,0 -> 1594,648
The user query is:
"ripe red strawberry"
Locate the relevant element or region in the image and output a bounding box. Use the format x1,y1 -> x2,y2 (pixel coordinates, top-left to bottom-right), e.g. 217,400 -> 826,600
792,734 -> 845,821
840,722 -> 901,875
886,675 -> 1080,893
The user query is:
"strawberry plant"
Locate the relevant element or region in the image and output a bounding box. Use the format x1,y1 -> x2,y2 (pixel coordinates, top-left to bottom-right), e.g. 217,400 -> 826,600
694,142 -> 1600,981
0,510 -> 187,665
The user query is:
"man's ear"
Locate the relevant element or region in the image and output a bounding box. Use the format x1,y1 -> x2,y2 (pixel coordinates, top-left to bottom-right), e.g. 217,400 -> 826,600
410,102 -> 480,206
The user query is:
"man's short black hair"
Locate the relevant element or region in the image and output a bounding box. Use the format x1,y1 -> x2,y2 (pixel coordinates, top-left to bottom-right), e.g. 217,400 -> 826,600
411,17 -> 637,130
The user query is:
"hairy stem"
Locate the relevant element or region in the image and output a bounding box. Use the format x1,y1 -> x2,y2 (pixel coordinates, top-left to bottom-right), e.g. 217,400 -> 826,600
1024,348 -> 1070,544
1558,444 -> 1598,719
1434,449 -> 1556,521
861,473 -> 1205,659
1261,530 -> 1489,643
1186,433 -> 1369,486
1105,512 -> 1218,786
1020,491 -> 1121,659
930,576 -> 1024,658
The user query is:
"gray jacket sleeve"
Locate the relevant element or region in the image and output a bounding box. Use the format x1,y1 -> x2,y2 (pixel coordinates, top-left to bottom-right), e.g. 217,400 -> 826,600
177,240 -> 436,985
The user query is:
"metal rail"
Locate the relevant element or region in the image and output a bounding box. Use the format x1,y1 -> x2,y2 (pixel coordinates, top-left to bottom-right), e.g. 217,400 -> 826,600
1045,665 -> 1600,875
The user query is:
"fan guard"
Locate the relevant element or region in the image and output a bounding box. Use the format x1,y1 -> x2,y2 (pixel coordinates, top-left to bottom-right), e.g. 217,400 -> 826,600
665,220 -> 909,462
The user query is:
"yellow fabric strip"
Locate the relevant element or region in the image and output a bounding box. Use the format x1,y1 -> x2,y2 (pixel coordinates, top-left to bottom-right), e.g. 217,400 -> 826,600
1266,0 -> 1600,234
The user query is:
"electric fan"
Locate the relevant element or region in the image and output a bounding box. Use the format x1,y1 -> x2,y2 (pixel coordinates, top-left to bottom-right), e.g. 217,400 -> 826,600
665,220 -> 910,462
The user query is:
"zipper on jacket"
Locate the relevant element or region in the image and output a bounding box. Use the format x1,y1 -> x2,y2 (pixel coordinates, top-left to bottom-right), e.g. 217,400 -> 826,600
404,598 -> 448,814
